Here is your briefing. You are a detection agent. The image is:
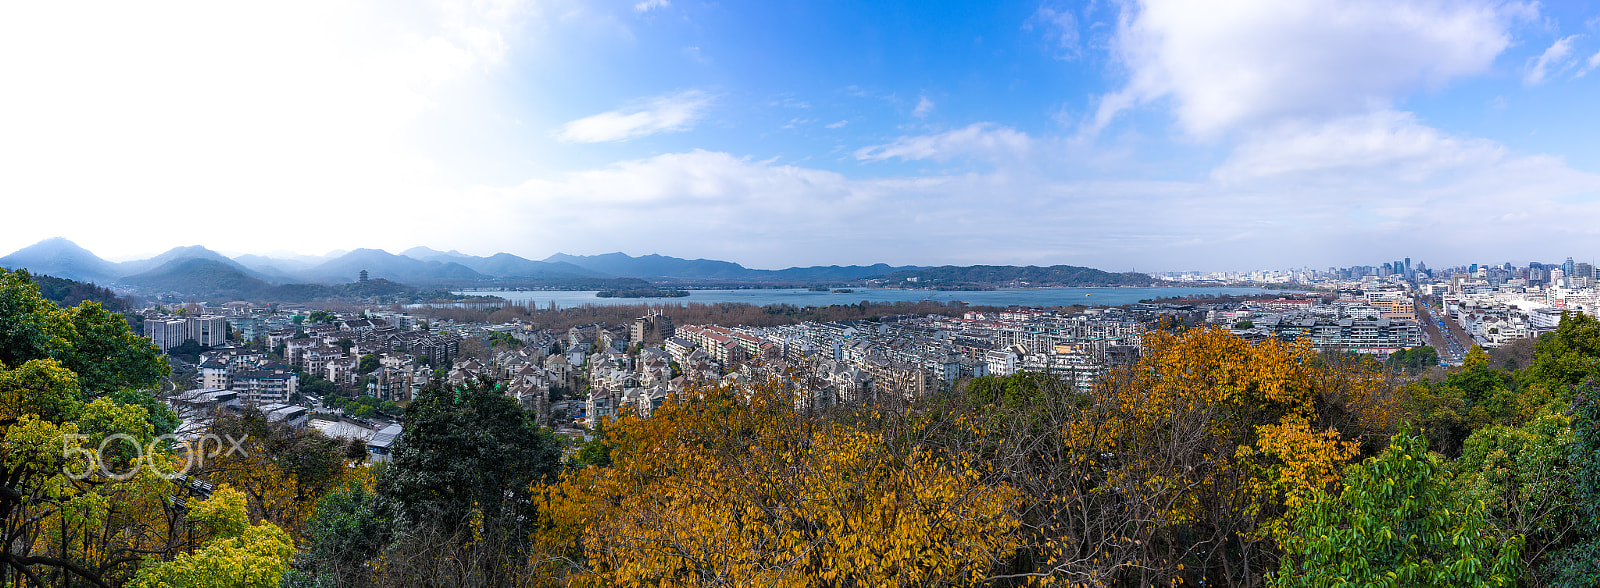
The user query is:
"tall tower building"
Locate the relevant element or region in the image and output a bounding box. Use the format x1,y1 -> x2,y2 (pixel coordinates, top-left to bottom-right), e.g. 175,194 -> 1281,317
1564,257 -> 1575,278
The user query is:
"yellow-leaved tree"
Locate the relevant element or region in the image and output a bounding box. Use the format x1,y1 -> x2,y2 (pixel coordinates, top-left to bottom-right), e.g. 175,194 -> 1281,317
534,371 -> 1023,586
131,485 -> 296,588
1042,326 -> 1364,586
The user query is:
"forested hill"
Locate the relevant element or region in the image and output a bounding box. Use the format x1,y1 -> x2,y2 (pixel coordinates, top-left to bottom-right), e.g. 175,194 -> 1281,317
121,258 -> 487,303
28,272 -> 132,311
874,264 -> 1156,287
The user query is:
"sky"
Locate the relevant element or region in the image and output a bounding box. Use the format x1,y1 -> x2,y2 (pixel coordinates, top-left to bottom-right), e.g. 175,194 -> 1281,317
2,0 -> 1599,272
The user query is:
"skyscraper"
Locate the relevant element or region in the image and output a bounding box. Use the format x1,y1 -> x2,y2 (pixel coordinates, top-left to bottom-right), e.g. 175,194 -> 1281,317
1564,257 -> 1575,278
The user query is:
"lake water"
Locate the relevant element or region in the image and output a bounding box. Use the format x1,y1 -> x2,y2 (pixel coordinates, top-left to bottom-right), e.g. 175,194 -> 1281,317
444,287 -> 1302,309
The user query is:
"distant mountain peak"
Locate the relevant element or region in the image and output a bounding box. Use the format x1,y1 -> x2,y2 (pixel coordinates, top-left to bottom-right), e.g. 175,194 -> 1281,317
401,246 -> 473,261
0,237 -> 121,283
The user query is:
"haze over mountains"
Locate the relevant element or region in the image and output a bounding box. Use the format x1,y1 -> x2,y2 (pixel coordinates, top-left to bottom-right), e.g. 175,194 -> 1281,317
0,237 -> 933,287
0,238 -> 1154,302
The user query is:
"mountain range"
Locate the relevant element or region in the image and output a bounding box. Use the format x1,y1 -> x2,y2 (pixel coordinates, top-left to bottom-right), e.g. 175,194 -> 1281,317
0,238 -> 1151,298
0,238 -> 930,287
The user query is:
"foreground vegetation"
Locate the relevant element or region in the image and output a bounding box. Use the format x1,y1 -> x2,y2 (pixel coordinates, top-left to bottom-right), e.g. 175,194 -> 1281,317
4,265 -> 1600,586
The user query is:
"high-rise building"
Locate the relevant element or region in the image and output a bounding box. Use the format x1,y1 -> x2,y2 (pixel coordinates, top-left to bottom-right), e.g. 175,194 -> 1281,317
1577,262 -> 1595,279
147,318 -> 188,351
1564,257 -> 1575,278
187,315 -> 228,347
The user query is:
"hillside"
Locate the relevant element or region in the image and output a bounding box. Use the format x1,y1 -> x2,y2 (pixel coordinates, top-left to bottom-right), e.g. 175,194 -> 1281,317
874,265 -> 1155,288
0,238 -> 122,283
760,263 -> 924,282
121,258 -> 481,303
544,252 -> 751,279
27,272 -> 132,311
117,245 -> 266,278
457,253 -> 599,279
545,252 -> 922,282
123,258 -> 276,299
302,249 -> 488,284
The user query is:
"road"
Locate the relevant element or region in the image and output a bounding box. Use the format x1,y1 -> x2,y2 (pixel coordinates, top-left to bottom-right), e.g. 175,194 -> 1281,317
1415,295 -> 1470,365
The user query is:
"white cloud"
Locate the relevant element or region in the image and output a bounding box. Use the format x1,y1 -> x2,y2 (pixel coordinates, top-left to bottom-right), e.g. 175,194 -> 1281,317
1577,49 -> 1600,78
854,123 -> 1032,163
1525,35 -> 1580,84
463,142 -> 1600,270
1025,4 -> 1081,59
555,89 -> 715,143
1092,0 -> 1527,138
0,0 -> 536,256
912,95 -> 935,118
634,0 -> 669,13
825,120 -> 849,129
1213,111 -> 1506,183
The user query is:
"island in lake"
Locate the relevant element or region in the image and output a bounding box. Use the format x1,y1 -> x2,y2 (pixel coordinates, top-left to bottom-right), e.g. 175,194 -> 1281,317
596,288 -> 691,298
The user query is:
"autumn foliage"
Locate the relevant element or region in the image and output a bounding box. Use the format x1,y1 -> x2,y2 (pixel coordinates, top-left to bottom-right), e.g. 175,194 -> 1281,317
535,372 -> 1023,586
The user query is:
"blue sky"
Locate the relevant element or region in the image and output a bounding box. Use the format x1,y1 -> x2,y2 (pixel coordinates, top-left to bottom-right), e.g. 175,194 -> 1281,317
3,0 -> 1600,272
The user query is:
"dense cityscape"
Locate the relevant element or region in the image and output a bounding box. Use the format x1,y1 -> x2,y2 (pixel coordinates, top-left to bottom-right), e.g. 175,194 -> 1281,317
7,0 -> 1600,586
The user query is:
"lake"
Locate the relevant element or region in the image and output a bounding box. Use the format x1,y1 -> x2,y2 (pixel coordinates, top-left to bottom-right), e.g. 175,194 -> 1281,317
444,287 -> 1302,309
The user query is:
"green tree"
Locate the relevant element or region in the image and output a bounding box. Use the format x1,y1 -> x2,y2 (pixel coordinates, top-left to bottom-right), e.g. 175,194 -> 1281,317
358,354 -> 379,374
301,374 -> 336,397
1547,384 -> 1600,584
1448,347 -> 1522,428
0,269 -> 183,586
1525,312 -> 1600,397
335,338 -> 354,354
376,375 -> 563,583
378,401 -> 401,417
1452,408 -> 1575,583
1272,428 -> 1522,587
380,375 -> 562,528
299,479 -> 390,586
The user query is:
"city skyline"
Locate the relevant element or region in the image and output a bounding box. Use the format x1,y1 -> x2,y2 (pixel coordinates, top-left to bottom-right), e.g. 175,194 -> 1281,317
3,1 -> 1599,271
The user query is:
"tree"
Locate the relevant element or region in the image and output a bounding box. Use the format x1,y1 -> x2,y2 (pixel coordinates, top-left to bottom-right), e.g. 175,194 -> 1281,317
1,269 -> 186,587
301,374 -> 337,397
1546,383 -> 1600,584
131,486 -> 297,588
535,374 -> 1023,586
1271,428 -> 1521,587
375,375 -> 563,584
1524,312 -> 1600,399
169,337 -> 209,361
358,354 -> 379,375
196,408 -> 350,541
336,338 -> 354,354
1452,408 -> 1576,584
296,478 -> 389,586
377,401 -> 401,418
